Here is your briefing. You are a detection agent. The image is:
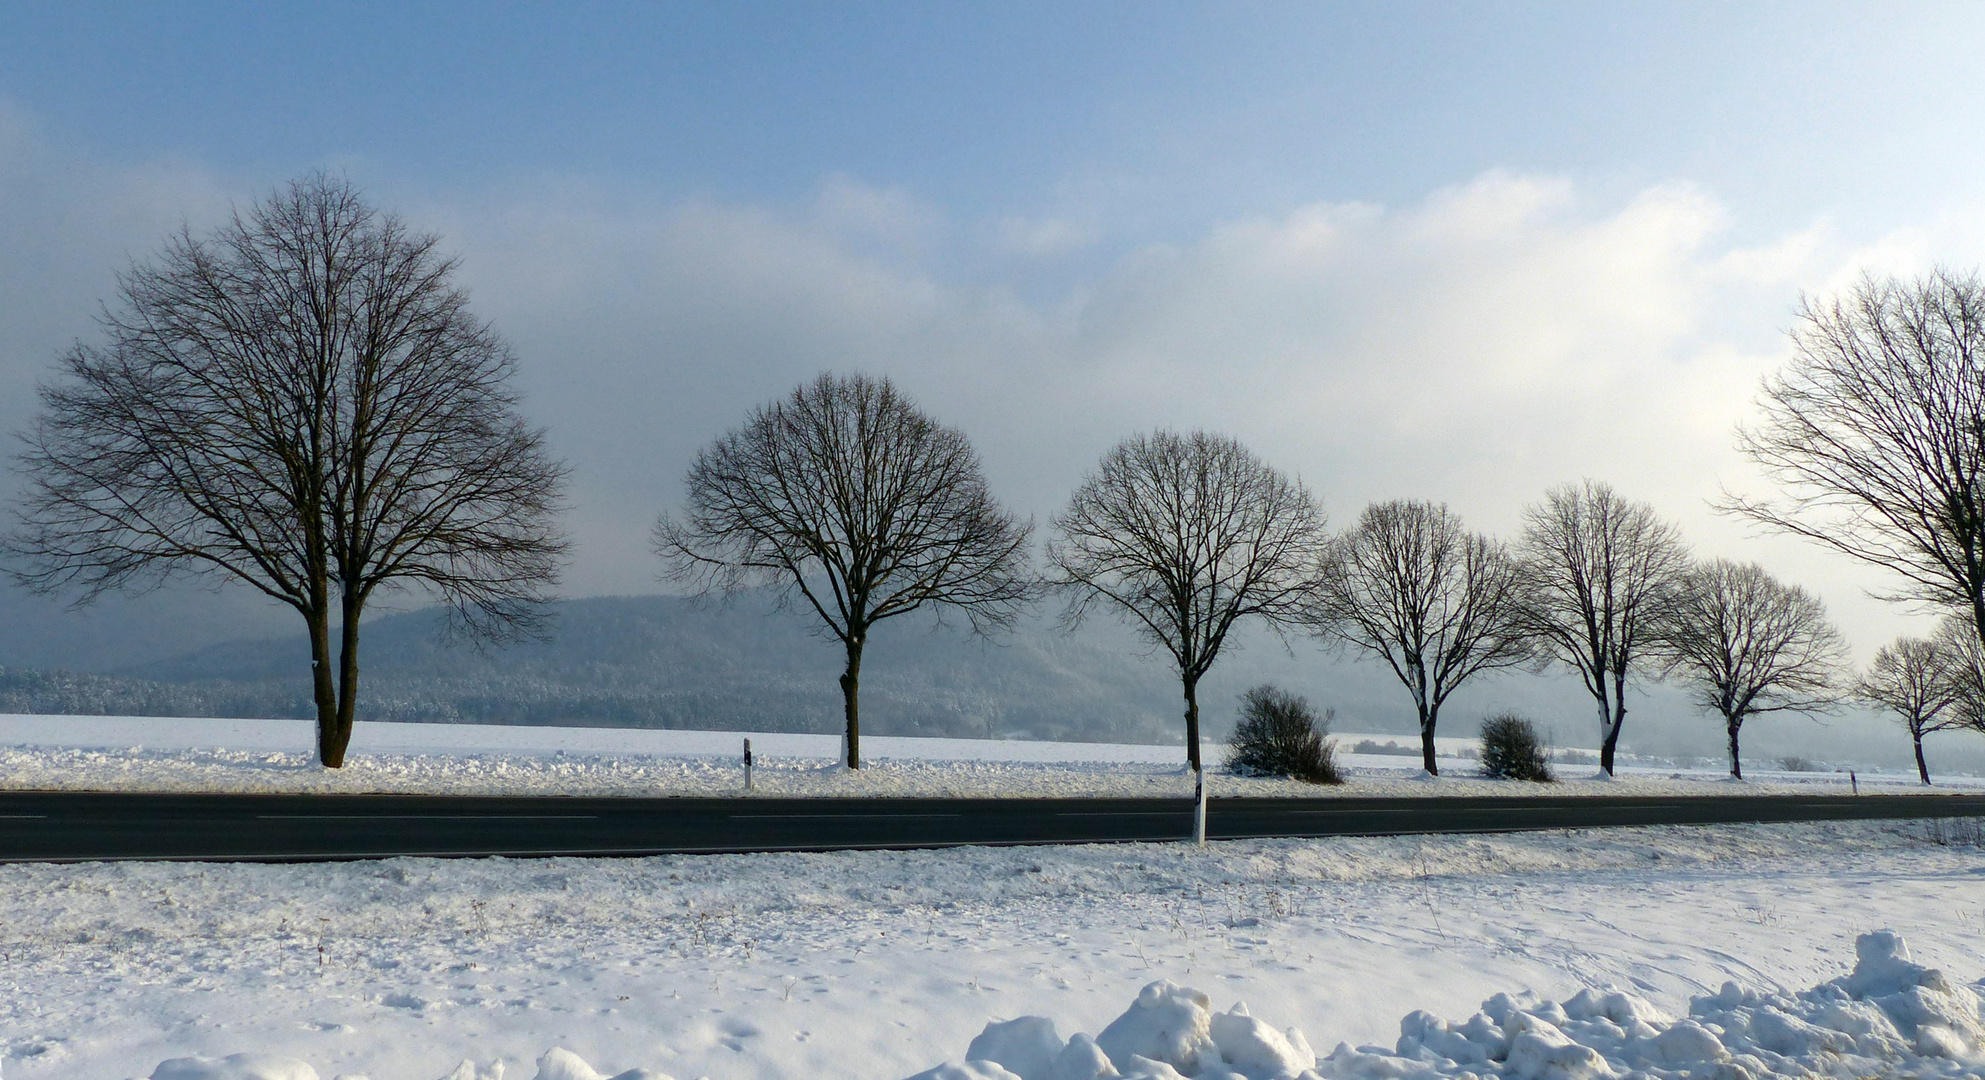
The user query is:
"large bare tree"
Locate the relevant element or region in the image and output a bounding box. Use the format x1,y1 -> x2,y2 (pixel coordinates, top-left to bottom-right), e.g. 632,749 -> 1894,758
654,372 -> 1031,769
1517,480 -> 1690,775
1725,269 -> 1985,643
1310,500 -> 1531,775
1656,559 -> 1847,779
1048,430 -> 1330,773
6,174 -> 568,767
1856,625 -> 1980,785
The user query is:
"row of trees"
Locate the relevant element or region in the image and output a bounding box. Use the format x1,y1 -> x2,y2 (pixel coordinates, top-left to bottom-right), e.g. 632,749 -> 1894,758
654,273 -> 1985,782
9,175 -> 1985,778
653,385 -> 1868,780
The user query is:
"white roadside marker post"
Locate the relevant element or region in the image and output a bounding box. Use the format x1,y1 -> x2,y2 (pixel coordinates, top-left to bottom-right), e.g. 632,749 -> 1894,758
1193,764 -> 1207,847
744,737 -> 753,792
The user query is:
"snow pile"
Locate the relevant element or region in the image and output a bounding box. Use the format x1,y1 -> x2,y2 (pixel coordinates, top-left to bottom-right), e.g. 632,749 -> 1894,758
910,931 -> 1985,1080
151,1055 -> 321,1080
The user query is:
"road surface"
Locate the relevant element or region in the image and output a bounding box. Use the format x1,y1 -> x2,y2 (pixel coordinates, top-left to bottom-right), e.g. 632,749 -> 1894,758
2,790 -> 1981,861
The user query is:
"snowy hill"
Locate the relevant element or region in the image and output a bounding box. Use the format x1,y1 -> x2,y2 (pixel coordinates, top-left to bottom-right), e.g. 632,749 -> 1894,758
0,590 -> 1979,771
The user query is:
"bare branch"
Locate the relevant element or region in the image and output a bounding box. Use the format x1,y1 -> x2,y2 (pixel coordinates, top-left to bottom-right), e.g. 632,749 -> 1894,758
1724,268 -> 1985,636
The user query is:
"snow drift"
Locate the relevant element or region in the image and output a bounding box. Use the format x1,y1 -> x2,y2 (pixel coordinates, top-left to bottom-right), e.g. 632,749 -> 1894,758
125,929 -> 1985,1080
906,930 -> 1985,1080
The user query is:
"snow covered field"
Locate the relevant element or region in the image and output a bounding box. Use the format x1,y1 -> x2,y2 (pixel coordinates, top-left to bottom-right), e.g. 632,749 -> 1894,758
3,714 -> 1972,799
4,818 -> 1984,1079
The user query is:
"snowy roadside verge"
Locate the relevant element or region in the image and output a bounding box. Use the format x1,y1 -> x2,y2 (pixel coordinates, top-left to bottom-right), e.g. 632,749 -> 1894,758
133,930 -> 1985,1080
9,818 -> 1984,1080
2,714 -> 1966,799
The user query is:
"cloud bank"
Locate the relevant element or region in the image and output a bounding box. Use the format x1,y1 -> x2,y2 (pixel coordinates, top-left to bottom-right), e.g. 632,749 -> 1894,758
5,107 -> 1983,657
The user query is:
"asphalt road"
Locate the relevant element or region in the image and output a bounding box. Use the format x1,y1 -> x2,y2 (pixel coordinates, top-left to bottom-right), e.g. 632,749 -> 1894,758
3,790 -> 1983,862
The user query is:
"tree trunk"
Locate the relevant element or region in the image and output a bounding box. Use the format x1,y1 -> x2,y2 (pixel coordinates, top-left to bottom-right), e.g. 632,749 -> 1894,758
840,638 -> 864,769
1726,717 -> 1743,780
1183,674 -> 1202,774
1419,702 -> 1439,776
306,579 -> 341,768
326,586 -> 363,770
1599,676 -> 1627,776
1915,729 -> 1932,785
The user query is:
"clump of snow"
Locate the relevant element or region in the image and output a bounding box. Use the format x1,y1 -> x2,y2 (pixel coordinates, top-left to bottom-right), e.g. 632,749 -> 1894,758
911,931 -> 1985,1080
150,1054 -> 320,1080
966,1017 -> 1065,1080
523,1046 -> 668,1080
1096,980 -> 1221,1075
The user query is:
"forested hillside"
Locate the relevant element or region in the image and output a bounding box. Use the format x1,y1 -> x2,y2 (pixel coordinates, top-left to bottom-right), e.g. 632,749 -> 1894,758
0,591 -> 1973,770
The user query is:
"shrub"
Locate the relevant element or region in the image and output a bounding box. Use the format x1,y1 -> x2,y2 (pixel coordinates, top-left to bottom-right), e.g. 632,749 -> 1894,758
1349,739 -> 1419,757
1779,755 -> 1817,772
1480,713 -> 1554,782
1226,685 -> 1342,784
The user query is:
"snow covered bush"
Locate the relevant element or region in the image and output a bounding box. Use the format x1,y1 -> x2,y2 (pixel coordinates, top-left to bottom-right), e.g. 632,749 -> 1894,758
1226,686 -> 1341,784
1479,714 -> 1553,783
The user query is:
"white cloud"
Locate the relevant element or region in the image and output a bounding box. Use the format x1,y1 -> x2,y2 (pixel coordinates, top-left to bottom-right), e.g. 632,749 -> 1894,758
993,214 -> 1100,257
2,114 -> 1979,655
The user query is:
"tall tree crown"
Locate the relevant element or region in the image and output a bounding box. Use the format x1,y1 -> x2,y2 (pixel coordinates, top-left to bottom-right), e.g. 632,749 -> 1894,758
1728,268 -> 1985,624
1658,558 -> 1847,722
7,172 -> 567,766
1048,429 -> 1329,678
8,172 -> 568,634
655,371 -> 1034,641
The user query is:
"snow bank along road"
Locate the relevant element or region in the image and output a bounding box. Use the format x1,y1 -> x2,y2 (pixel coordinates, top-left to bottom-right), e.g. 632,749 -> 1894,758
6,791 -> 1985,860
7,819 -> 1985,1080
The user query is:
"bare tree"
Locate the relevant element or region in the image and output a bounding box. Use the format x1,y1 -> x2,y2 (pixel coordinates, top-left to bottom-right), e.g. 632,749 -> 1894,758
6,174 -> 568,767
1856,627 -> 1977,785
1725,269 -> 1985,643
1310,500 -> 1531,775
654,372 -> 1031,769
1517,480 -> 1690,775
1048,430 -> 1330,773
1656,559 -> 1848,779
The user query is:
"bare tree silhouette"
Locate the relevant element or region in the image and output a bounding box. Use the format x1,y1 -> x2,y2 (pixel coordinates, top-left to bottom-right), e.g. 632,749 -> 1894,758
1517,480 -> 1689,775
1856,627 -> 1981,785
1656,559 -> 1847,779
1312,500 -> 1532,775
655,373 -> 1032,769
7,174 -> 568,767
1048,430 -> 1329,773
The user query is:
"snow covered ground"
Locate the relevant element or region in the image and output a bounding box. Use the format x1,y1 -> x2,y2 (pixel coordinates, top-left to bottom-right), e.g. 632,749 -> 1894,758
5,818 -> 1985,1080
3,714 -> 1973,798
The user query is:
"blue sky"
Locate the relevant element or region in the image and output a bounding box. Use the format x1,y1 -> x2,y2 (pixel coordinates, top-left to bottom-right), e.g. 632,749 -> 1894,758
3,3 -> 1985,654
8,3 -> 1980,242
